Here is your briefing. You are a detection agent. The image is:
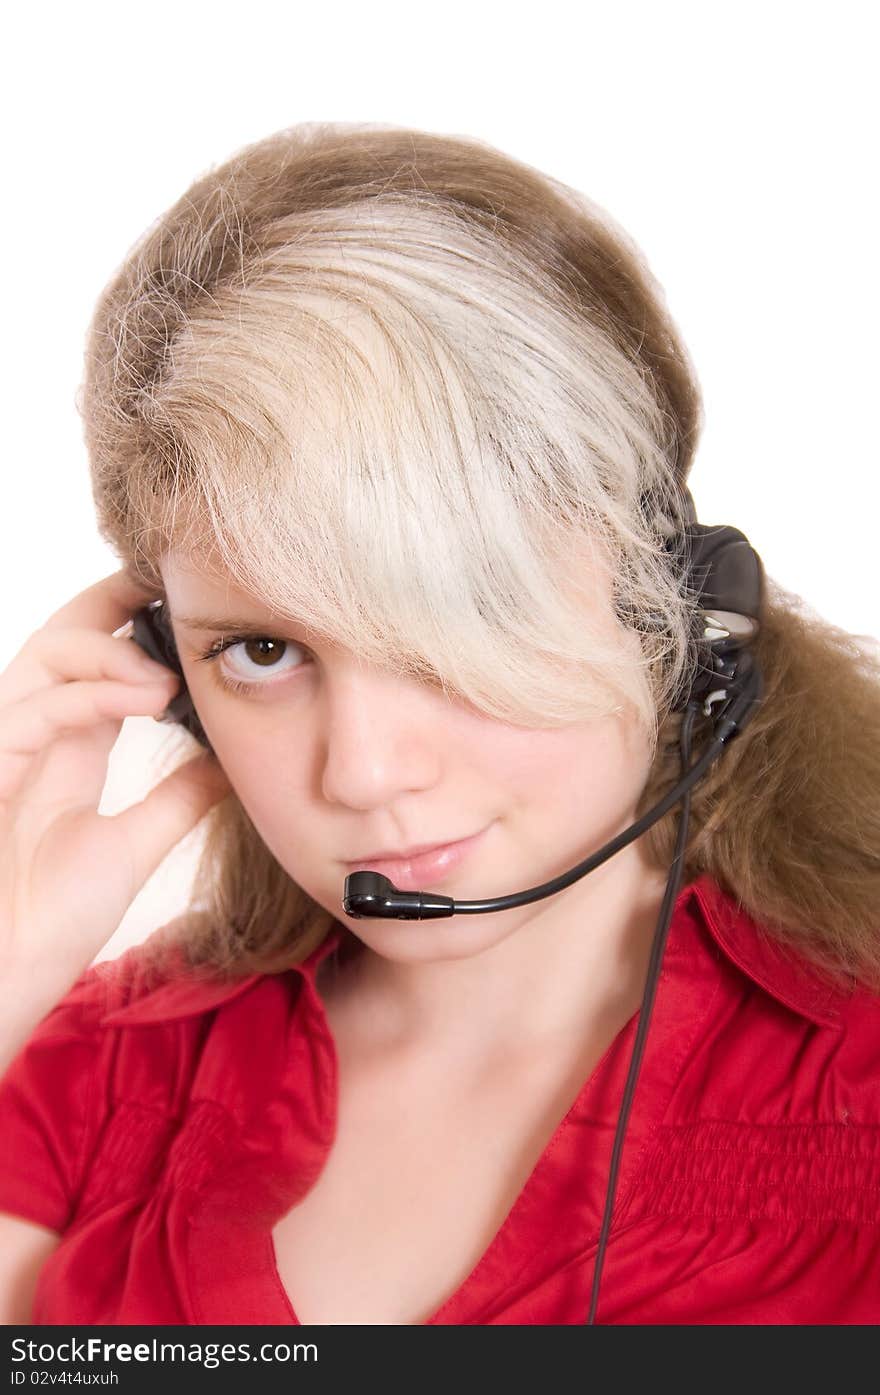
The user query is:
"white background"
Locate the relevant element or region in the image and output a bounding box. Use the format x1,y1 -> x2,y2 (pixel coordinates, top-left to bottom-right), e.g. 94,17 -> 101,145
2,1 -> 877,959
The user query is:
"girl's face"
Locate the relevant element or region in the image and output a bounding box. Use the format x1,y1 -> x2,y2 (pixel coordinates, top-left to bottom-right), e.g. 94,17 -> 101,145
160,551 -> 663,967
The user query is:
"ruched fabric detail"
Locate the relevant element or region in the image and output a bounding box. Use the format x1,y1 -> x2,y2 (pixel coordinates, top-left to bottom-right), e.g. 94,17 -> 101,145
626,1121 -> 880,1225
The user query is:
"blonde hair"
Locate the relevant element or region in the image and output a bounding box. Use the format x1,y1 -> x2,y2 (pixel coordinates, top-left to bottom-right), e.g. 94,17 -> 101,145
81,122 -> 880,990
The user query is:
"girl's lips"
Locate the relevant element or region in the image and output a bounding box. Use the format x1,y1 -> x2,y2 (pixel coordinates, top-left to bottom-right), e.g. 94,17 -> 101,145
344,825 -> 490,891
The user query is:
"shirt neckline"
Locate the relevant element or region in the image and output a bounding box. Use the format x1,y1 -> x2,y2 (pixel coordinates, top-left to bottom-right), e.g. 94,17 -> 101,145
182,875 -> 731,1324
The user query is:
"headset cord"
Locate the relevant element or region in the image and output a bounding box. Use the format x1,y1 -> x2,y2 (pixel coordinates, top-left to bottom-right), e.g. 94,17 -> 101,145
585,698 -> 698,1324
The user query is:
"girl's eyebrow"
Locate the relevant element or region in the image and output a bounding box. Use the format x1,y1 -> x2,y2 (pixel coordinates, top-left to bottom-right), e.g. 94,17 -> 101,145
172,613 -> 299,633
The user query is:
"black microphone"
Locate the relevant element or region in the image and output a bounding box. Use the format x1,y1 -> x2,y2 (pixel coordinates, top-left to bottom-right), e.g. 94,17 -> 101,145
342,662 -> 763,921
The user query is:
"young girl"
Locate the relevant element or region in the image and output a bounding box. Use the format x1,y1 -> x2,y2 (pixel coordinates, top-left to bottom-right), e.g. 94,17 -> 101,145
1,122 -> 878,1327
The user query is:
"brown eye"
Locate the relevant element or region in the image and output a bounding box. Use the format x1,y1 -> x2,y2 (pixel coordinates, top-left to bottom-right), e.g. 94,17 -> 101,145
241,638 -> 288,667
198,635 -> 311,693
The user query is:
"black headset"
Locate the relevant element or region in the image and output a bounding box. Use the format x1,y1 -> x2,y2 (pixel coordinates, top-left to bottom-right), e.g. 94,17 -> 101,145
129,484 -> 765,1324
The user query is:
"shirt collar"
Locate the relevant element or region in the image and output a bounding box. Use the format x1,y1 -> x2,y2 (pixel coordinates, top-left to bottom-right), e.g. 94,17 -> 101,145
98,922 -> 348,1027
99,875 -> 853,1030
689,873 -> 853,1028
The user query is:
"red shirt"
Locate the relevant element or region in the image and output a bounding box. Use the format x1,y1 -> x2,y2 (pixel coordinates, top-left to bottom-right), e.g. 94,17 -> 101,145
1,873 -> 879,1325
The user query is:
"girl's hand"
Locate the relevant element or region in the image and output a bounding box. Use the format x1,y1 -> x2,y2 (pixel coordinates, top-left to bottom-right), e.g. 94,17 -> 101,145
0,567 -> 232,998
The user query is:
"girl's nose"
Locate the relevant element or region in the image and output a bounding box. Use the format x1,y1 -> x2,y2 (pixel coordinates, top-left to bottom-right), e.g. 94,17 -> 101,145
318,665 -> 444,811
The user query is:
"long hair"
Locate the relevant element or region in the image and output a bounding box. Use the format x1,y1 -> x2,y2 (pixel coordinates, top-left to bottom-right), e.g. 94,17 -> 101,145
80,121 -> 880,990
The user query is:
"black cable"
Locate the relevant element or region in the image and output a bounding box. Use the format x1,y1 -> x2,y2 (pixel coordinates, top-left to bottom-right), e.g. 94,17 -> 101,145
585,698 -> 698,1324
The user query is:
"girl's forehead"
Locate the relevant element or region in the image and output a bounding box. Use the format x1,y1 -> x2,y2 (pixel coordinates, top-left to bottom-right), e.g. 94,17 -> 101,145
160,550 -> 318,635
161,551 -> 264,611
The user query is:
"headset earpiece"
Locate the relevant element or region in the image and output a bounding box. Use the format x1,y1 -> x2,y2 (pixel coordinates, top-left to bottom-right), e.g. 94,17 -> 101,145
130,600 -> 214,751
674,519 -> 765,718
